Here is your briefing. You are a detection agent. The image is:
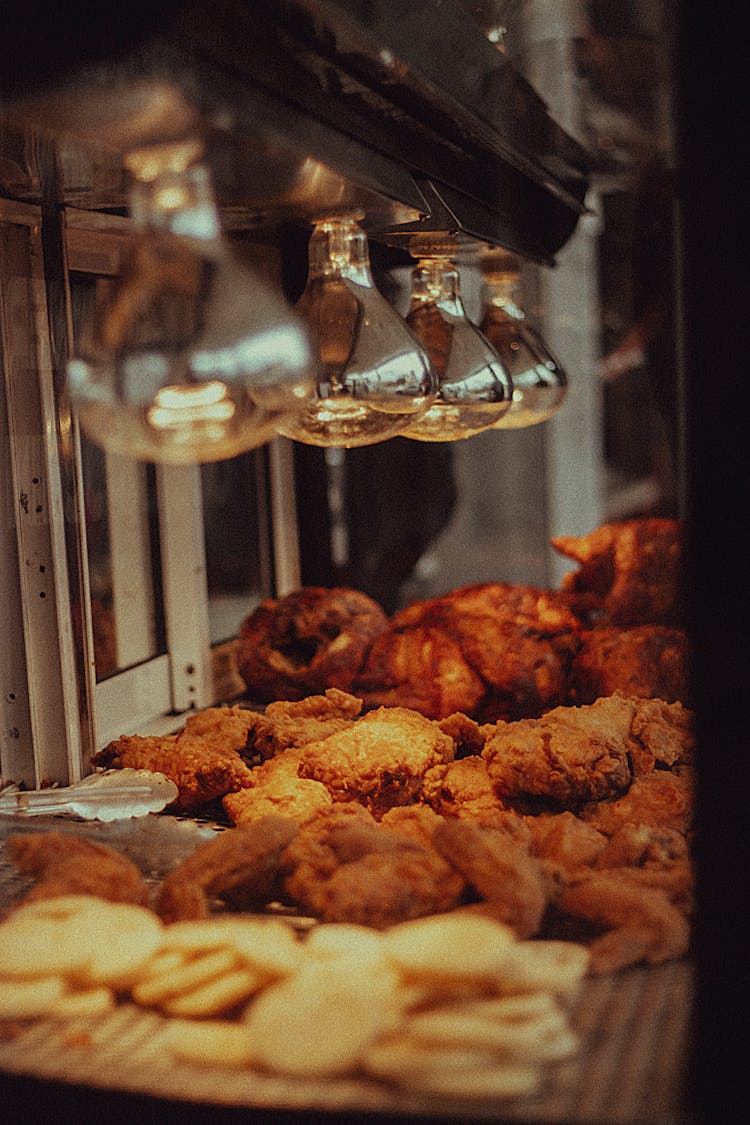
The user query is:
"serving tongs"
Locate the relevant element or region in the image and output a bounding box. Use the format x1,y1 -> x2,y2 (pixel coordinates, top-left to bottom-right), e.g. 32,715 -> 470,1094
0,769 -> 178,821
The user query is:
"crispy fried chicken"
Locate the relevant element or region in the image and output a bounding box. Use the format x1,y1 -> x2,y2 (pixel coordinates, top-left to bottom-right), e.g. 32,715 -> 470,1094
93,705 -> 260,813
297,705 -> 455,818
5,832 -> 150,909
552,517 -> 685,627
279,803 -> 465,928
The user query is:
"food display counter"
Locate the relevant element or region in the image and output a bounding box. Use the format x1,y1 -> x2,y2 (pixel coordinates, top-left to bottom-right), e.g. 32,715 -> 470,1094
1,3 -> 746,1123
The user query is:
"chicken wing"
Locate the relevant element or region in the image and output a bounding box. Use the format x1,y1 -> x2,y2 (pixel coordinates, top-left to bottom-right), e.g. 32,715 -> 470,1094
93,705 -> 260,813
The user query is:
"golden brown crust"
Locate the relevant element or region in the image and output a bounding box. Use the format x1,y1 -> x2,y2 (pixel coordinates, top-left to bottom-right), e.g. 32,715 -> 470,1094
279,803 -> 465,928
421,756 -> 510,825
578,768 -> 694,837
297,706 -> 455,818
552,518 -> 685,627
244,688 -> 363,762
93,705 -> 260,813
236,587 -> 388,703
5,832 -> 150,909
481,695 -> 638,810
567,625 -> 692,706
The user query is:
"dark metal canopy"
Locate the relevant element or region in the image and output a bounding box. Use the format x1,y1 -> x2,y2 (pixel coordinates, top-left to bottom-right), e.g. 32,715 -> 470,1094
1,0 -> 590,263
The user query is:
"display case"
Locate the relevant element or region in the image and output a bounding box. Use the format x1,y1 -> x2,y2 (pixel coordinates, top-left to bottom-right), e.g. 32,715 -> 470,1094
1,3 -> 746,1123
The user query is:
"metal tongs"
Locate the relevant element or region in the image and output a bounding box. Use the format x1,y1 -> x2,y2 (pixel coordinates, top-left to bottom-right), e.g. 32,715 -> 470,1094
0,769 -> 179,821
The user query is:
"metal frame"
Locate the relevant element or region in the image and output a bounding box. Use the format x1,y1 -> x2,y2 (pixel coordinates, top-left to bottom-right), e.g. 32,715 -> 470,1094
0,198 -> 85,785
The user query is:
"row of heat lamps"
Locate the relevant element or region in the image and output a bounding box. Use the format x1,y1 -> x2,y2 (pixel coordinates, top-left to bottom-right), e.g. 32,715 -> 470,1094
67,140 -> 567,463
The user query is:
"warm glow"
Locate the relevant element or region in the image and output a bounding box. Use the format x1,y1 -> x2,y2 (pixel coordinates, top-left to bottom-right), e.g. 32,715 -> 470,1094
147,381 -> 236,430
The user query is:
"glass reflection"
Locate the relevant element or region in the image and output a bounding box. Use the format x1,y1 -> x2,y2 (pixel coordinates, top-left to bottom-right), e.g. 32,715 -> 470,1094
277,215 -> 437,447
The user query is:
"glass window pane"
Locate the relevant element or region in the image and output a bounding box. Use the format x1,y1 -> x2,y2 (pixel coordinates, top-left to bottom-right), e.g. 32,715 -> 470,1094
70,274 -> 166,680
202,450 -> 268,644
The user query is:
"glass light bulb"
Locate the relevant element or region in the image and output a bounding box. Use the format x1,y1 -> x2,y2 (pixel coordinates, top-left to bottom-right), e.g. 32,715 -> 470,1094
401,256 -> 513,442
277,216 -> 437,448
67,141 -> 315,463
479,257 -> 567,429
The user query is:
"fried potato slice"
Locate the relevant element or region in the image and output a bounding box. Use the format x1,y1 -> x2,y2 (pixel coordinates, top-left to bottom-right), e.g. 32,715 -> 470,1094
0,975 -> 66,1019
381,913 -> 517,983
163,1018 -> 255,1067
244,959 -> 400,1077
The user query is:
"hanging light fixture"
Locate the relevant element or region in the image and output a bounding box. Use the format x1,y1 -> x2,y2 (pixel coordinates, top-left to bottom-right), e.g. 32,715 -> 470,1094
400,237 -> 513,442
67,138 -> 315,463
276,214 -> 437,448
479,250 -> 568,428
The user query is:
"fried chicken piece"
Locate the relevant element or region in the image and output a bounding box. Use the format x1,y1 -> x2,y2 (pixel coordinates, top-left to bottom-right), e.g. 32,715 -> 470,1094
93,705 -> 260,813
220,747 -> 334,827
280,803 -> 465,928
5,832 -> 150,909
393,582 -> 584,633
297,706 -> 455,818
244,689 -> 363,762
154,816 -> 299,922
524,811 -> 609,872
593,824 -> 694,911
431,818 -> 548,939
559,870 -> 691,973
421,755 -> 511,826
482,694 -> 638,810
567,625 -> 692,706
436,712 -> 487,758
379,804 -> 447,849
629,697 -> 695,775
579,769 -> 694,837
358,583 -> 582,723
356,624 -> 486,719
236,586 -> 389,703
552,517 -> 685,627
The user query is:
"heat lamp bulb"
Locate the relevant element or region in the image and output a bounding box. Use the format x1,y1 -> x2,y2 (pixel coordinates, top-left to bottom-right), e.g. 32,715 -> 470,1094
276,215 -> 437,448
67,139 -> 315,463
479,253 -> 567,429
400,251 -> 513,442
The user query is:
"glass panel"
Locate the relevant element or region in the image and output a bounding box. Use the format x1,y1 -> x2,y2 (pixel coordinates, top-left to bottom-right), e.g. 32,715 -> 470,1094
201,450 -> 268,644
69,274 -> 166,679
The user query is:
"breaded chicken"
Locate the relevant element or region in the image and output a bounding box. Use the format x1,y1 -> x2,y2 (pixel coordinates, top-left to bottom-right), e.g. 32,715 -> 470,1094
431,818 -> 548,939
482,695 -> 638,810
552,517 -> 685,627
421,755 -> 511,826
297,706 -> 455,818
5,832 -> 150,909
559,870 -> 691,973
567,624 -> 691,706
524,811 -> 609,872
629,697 -> 695,775
154,816 -> 299,922
244,689 -> 363,762
280,803 -> 465,928
222,776 -> 332,827
93,705 -> 260,812
579,769 -> 694,837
